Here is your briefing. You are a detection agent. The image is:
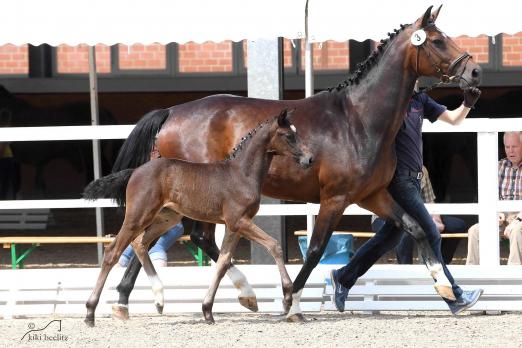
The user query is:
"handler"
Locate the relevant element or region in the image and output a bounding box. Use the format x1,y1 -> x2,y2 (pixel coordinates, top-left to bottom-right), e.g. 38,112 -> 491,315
331,82 -> 483,315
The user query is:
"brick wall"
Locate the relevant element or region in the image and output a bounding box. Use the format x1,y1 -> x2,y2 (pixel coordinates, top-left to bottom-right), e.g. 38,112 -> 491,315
56,45 -> 111,73
2,34 -> 522,76
118,44 -> 166,70
0,44 -> 28,74
502,33 -> 522,66
178,41 -> 232,73
452,35 -> 489,64
301,41 -> 349,71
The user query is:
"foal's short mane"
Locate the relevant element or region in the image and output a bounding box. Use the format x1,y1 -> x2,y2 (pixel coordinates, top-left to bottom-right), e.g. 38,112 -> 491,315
224,116 -> 275,161
327,23 -> 412,92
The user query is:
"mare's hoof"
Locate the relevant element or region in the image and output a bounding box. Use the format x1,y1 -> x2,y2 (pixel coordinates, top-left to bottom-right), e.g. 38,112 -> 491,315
155,303 -> 164,315
434,284 -> 457,301
111,304 -> 130,321
239,296 -> 259,312
286,313 -> 307,323
84,317 -> 95,327
204,315 -> 215,324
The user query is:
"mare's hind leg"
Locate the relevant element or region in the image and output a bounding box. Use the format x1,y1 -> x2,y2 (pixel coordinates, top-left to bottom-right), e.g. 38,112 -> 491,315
201,230 -> 241,324
288,195 -> 346,322
131,209 -> 183,315
85,223 -> 144,327
235,218 -> 293,313
360,189 -> 455,300
112,208 -> 182,320
190,221 -> 257,312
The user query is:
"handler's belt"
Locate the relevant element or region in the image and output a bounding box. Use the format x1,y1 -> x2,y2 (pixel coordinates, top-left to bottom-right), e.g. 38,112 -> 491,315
396,169 -> 423,180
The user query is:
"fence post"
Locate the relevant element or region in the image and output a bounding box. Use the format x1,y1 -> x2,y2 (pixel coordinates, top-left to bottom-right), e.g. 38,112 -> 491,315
476,131 -> 499,266
306,203 -> 315,246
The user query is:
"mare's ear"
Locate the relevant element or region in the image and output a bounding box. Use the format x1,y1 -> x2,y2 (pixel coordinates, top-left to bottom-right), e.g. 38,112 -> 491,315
431,4 -> 442,22
418,5 -> 433,28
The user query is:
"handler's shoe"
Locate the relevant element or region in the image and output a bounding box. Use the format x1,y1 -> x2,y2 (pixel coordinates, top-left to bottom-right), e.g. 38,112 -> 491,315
330,269 -> 349,312
448,289 -> 484,315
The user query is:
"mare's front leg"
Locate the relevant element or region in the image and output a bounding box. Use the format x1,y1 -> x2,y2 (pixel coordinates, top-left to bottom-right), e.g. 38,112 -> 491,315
287,195 -> 347,322
201,230 -> 241,324
236,218 -> 293,313
190,221 -> 257,311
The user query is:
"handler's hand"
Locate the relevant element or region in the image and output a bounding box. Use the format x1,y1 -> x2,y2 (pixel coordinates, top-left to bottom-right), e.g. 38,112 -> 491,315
463,87 -> 481,108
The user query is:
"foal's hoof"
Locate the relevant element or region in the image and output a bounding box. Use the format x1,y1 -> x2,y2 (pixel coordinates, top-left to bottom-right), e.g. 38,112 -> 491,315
155,303 -> 164,315
239,296 -> 259,312
111,304 -> 129,321
84,317 -> 95,327
434,284 -> 457,301
286,313 -> 307,323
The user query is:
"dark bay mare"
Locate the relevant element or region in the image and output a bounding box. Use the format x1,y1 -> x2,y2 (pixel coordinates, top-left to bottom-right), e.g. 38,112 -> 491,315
0,85 -> 118,195
110,6 -> 481,322
83,109 -> 313,325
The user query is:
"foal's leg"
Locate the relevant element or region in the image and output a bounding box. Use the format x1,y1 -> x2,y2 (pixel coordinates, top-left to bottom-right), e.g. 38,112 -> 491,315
85,223 -> 144,327
190,221 -> 257,311
112,208 -> 182,319
201,230 -> 241,324
236,218 -> 293,313
131,210 -> 183,315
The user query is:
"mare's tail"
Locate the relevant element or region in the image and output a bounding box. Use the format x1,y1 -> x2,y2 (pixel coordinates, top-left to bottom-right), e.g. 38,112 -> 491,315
112,108 -> 170,172
109,108 -> 170,204
83,169 -> 134,207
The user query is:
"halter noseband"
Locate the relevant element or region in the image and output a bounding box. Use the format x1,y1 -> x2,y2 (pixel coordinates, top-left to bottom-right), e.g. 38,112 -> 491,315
414,25 -> 472,91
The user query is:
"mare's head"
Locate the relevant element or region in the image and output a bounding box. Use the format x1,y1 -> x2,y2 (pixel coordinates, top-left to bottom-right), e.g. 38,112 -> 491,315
268,109 -> 313,168
408,5 -> 481,89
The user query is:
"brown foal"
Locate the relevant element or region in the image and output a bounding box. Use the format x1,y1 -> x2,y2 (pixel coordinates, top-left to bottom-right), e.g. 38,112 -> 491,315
83,109 -> 313,326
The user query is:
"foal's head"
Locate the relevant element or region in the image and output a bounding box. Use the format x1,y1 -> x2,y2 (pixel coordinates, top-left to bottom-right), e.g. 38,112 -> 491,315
268,109 -> 313,168
408,5 -> 481,89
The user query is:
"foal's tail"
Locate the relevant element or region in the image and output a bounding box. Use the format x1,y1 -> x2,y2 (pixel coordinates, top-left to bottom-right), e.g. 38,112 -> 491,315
112,108 -> 170,173
83,169 -> 134,207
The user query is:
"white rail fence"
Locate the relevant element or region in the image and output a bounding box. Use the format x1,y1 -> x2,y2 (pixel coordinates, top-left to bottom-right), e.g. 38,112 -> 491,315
1,118 -> 522,267
1,118 -> 522,316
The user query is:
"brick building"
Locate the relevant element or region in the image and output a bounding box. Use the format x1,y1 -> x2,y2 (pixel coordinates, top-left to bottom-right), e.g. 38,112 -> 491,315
1,33 -> 521,264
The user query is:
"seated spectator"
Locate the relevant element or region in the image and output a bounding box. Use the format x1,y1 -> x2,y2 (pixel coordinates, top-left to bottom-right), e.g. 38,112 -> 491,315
372,166 -> 468,264
118,223 -> 184,267
467,131 -> 522,265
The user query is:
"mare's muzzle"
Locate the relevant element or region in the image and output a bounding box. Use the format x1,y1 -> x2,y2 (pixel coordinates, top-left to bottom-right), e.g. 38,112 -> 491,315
298,153 -> 314,168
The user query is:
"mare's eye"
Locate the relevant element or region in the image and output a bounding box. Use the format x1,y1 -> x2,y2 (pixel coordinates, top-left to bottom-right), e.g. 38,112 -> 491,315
432,39 -> 445,48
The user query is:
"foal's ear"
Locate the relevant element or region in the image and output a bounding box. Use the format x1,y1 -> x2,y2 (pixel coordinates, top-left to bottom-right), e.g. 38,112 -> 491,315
277,108 -> 290,127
